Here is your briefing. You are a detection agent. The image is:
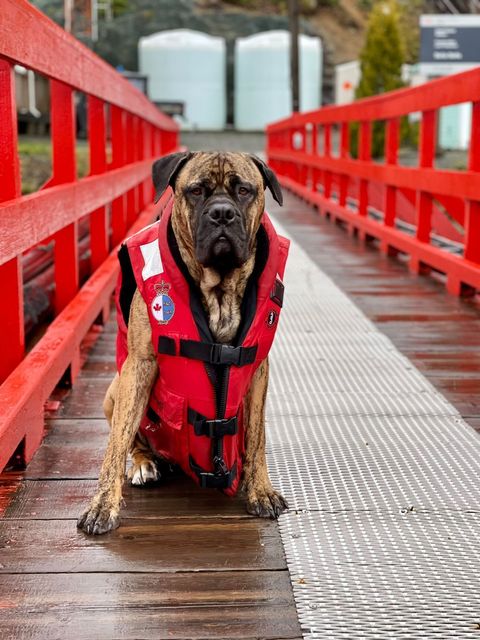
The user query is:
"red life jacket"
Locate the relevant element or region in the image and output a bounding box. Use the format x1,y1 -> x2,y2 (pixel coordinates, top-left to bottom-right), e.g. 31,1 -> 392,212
115,198 -> 289,496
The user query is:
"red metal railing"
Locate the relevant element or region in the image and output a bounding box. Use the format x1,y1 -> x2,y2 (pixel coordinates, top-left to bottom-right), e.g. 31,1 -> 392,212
266,68 -> 480,296
0,0 -> 179,471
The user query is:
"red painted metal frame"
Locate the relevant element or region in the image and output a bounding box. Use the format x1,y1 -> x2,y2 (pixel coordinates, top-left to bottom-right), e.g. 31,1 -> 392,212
0,0 -> 179,472
266,67 -> 480,296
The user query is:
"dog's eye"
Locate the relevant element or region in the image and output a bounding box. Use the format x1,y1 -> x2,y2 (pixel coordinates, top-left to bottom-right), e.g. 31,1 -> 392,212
190,186 -> 203,197
238,186 -> 250,196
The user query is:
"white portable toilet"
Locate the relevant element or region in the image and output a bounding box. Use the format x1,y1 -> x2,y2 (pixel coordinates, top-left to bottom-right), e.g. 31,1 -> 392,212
234,30 -> 322,131
139,29 -> 226,130
335,60 -> 361,105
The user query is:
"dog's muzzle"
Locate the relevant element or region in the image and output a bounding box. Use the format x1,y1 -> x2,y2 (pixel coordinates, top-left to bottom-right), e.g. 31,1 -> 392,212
195,196 -> 249,270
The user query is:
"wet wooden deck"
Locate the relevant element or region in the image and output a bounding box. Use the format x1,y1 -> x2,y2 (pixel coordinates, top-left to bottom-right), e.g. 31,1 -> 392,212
1,188 -> 479,639
0,313 -> 301,640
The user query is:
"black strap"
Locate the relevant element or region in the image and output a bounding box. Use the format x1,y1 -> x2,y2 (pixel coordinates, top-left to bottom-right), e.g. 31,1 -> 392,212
158,336 -> 176,355
146,406 -> 160,424
189,456 -> 237,490
270,278 -> 284,308
179,339 -> 257,366
187,408 -> 237,438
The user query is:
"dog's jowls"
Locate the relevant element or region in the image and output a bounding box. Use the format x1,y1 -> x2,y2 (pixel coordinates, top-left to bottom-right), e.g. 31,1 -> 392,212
78,151 -> 287,535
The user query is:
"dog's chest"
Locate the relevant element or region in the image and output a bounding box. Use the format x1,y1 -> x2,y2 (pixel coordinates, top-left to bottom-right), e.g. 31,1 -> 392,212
205,290 -> 242,344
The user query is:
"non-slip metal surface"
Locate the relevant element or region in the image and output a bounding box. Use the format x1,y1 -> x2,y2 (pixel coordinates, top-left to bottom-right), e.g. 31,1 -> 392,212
267,221 -> 480,639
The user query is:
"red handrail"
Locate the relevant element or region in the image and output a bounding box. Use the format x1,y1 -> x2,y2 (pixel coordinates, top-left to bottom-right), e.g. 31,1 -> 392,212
0,0 -> 179,471
266,67 -> 480,296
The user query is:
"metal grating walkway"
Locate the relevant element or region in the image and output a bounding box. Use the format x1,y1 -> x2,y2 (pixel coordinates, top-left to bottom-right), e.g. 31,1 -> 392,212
267,219 -> 480,639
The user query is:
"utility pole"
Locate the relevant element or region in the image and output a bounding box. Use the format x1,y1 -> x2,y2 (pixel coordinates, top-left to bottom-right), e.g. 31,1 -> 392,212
288,0 -> 300,113
64,0 -> 73,32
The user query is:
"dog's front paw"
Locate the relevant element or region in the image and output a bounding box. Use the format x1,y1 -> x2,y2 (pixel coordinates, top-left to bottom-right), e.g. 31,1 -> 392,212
246,488 -> 288,519
77,499 -> 120,535
127,459 -> 160,486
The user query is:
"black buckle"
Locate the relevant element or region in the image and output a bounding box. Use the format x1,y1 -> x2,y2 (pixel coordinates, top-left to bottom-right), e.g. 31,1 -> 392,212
213,456 -> 229,476
270,278 -> 285,307
197,417 -> 238,438
190,457 -> 237,490
210,343 -> 240,366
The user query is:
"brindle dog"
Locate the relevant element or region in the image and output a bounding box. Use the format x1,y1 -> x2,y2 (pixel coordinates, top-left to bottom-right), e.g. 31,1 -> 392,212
78,151 -> 288,535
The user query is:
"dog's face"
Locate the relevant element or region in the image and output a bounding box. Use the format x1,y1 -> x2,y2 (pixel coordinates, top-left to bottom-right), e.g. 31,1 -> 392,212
152,152 -> 283,274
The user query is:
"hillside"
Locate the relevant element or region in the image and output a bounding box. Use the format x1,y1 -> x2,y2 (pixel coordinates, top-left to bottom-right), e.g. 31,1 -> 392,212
31,0 -> 463,108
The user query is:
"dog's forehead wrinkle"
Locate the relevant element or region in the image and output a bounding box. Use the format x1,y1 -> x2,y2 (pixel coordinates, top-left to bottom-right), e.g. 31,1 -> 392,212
179,151 -> 262,187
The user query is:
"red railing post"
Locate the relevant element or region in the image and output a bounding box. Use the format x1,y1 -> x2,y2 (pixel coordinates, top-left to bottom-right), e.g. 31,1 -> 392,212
358,121 -> 371,219
411,109 -> 436,273
50,80 -> 79,314
464,101 -> 480,264
311,123 -> 318,194
0,60 -> 23,386
124,112 -> 135,227
381,117 -> 400,255
338,122 -> 349,208
88,95 -> 109,272
324,124 -> 332,201
110,105 -> 127,246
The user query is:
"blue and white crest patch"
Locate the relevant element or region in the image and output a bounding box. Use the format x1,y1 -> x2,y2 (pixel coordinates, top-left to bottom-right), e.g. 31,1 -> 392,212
151,281 -> 175,325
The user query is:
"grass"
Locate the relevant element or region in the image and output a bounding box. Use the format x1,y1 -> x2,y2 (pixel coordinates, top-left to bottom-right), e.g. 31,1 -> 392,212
19,136 -> 89,194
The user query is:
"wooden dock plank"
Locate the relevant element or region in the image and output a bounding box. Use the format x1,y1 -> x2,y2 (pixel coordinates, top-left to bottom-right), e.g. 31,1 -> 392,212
0,518 -> 284,573
0,572 -> 299,640
1,478 -> 248,519
0,303 -> 301,639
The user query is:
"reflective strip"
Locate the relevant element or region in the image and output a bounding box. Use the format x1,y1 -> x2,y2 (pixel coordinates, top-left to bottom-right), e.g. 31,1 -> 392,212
140,239 -> 163,280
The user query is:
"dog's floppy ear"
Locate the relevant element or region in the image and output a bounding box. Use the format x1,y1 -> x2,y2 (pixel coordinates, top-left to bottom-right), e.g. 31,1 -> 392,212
152,151 -> 192,203
249,155 -> 283,206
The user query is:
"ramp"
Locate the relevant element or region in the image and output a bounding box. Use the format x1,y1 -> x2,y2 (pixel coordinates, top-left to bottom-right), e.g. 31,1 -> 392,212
267,216 -> 480,639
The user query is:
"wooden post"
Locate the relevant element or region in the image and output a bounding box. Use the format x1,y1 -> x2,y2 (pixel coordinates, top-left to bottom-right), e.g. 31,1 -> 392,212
88,95 -> 108,272
111,105 -> 127,247
50,80 -> 78,315
0,61 -> 23,385
411,109 -> 436,274
381,117 -> 400,256
339,122 -> 349,207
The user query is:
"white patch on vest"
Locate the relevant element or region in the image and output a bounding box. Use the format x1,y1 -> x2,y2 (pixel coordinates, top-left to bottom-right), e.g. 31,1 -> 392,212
140,240 -> 163,280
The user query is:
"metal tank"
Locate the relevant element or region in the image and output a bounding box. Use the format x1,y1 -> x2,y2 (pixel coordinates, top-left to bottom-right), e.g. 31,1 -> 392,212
234,30 -> 322,131
139,29 -> 226,131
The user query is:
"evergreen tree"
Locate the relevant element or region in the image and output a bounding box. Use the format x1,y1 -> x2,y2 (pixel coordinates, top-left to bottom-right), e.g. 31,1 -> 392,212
357,0 -> 405,98
354,0 -> 406,157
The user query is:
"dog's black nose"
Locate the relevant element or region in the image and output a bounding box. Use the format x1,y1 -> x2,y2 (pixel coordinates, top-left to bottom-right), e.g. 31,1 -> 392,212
206,202 -> 236,225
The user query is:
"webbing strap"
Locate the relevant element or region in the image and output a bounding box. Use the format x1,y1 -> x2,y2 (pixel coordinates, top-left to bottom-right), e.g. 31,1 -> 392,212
179,339 -> 257,366
189,456 -> 237,490
187,408 -> 238,438
158,336 -> 257,367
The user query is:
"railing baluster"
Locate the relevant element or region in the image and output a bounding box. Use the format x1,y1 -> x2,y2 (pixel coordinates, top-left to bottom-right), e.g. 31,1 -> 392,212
464,101 -> 480,264
339,122 -> 349,207
0,60 -> 23,385
88,95 -> 108,272
311,123 -> 318,194
50,80 -> 78,314
111,105 -> 127,246
382,117 -> 400,255
412,109 -> 436,274
324,124 -> 332,200
358,121 -> 371,219
125,113 -> 136,227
